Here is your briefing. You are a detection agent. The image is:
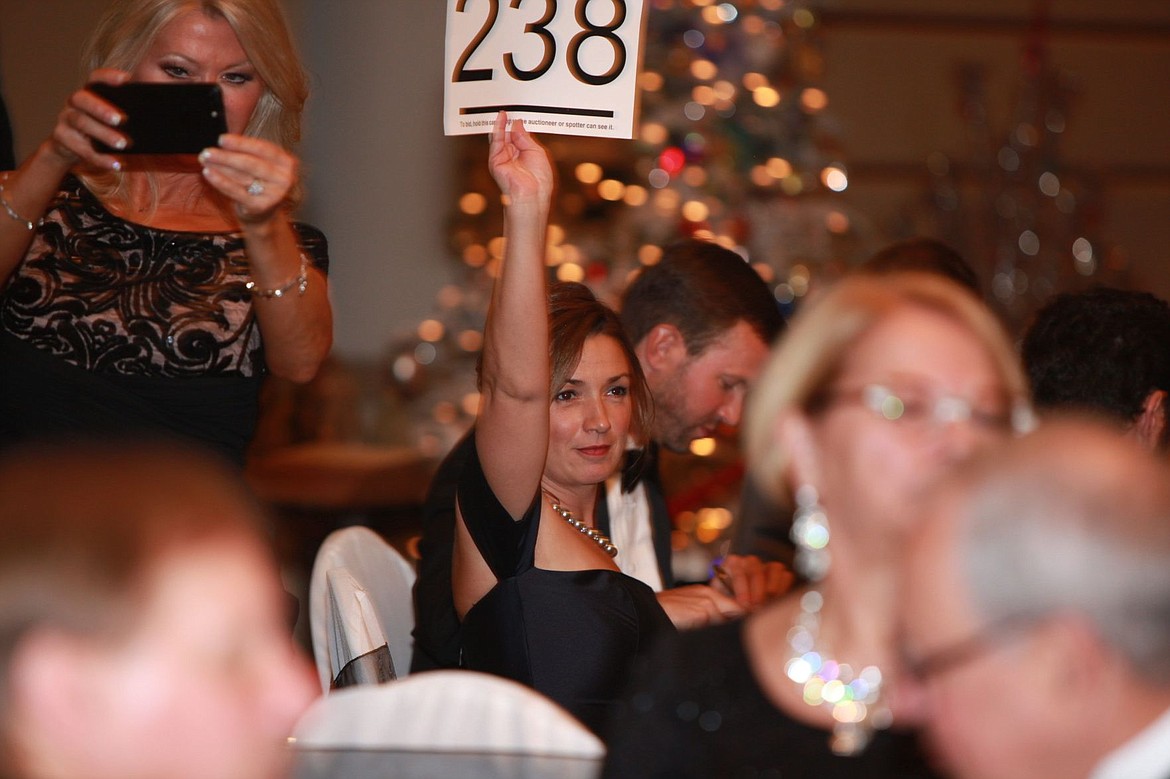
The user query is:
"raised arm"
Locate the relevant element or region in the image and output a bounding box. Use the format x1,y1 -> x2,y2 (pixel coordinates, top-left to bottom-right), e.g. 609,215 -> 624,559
475,113 -> 555,518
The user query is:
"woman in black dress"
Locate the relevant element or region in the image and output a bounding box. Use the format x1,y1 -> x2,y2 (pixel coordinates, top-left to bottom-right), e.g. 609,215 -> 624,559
604,272 -> 1034,777
451,114 -> 676,734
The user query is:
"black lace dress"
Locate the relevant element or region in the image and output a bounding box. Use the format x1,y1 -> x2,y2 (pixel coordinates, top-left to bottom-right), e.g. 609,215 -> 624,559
0,175 -> 328,464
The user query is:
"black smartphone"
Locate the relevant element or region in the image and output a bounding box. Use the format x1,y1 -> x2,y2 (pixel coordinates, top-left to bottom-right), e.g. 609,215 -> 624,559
87,82 -> 227,155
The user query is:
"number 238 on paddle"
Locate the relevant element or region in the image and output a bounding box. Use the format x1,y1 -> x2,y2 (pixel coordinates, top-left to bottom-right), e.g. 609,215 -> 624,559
444,0 -> 647,139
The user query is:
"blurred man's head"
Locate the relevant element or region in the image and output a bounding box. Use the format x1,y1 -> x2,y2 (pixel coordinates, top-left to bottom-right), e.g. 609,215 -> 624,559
858,237 -> 981,296
0,440 -> 317,779
1022,287 -> 1170,451
621,239 -> 784,451
901,419 -> 1170,779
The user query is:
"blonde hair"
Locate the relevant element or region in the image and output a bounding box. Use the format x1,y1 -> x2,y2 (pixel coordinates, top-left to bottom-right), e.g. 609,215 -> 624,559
80,0 -> 308,205
744,272 -> 1031,504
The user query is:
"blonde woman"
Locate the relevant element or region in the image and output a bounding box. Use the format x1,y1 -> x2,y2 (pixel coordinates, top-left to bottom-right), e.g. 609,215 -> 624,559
604,273 -> 1032,777
0,0 -> 331,464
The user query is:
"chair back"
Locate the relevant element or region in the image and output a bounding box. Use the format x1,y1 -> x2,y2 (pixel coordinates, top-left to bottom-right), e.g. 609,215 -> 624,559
308,526 -> 416,693
291,670 -> 604,778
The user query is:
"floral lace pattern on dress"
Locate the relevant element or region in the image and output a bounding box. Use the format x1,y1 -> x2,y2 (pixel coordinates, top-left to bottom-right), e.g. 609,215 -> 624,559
0,176 -> 327,378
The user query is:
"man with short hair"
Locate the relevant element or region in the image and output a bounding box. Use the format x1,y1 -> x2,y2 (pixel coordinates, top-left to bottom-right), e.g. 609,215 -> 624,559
1022,287 -> 1170,451
900,418 -> 1170,779
597,239 -> 786,596
411,239 -> 788,672
858,236 -> 981,295
619,239 -> 783,453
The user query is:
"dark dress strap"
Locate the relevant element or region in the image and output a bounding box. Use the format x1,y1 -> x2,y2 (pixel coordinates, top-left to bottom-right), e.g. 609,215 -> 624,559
455,433 -> 542,580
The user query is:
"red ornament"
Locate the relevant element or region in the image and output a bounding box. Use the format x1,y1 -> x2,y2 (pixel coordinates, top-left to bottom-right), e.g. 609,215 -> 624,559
658,147 -> 686,176
585,262 -> 609,284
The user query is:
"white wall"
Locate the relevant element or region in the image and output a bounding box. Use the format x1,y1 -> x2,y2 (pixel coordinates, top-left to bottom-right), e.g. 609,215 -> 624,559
297,0 -> 457,362
0,1 -> 106,155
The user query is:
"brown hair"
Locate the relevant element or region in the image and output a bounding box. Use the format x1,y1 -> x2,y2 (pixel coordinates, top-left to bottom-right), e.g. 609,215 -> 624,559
0,439 -> 270,769
620,238 -> 784,355
550,281 -> 653,441
858,237 -> 981,295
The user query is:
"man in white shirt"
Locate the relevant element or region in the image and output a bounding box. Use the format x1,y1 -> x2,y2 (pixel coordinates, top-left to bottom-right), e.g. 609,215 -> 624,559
900,418 -> 1170,779
600,238 -> 790,613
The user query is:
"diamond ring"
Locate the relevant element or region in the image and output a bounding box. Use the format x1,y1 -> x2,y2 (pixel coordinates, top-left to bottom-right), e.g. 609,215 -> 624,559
247,179 -> 265,197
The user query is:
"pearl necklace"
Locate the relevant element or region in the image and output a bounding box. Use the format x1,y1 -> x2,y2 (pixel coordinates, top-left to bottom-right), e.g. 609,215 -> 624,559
543,492 -> 618,558
784,589 -> 891,756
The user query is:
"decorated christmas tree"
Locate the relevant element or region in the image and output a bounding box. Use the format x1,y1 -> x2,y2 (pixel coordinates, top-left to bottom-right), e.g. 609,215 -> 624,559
898,6 -> 1122,328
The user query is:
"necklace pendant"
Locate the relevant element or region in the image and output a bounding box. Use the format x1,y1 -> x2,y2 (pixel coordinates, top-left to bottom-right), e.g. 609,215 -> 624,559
830,723 -> 869,757
785,588 -> 887,756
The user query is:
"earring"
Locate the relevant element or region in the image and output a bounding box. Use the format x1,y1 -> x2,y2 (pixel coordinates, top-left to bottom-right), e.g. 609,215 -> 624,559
791,484 -> 830,581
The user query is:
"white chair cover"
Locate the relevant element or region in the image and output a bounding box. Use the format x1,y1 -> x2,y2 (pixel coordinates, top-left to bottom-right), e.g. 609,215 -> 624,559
308,526 -> 416,693
292,670 -> 605,757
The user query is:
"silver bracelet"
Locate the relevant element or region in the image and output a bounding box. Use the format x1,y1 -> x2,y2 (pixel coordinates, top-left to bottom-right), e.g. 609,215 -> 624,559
0,173 -> 44,231
245,252 -> 309,299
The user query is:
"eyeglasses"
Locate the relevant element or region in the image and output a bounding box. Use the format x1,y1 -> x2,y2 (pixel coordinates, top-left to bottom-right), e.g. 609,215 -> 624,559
828,384 -> 1017,434
900,613 -> 1038,683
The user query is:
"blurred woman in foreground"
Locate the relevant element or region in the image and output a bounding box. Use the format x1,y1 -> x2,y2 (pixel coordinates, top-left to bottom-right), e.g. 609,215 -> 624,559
604,272 -> 1032,777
